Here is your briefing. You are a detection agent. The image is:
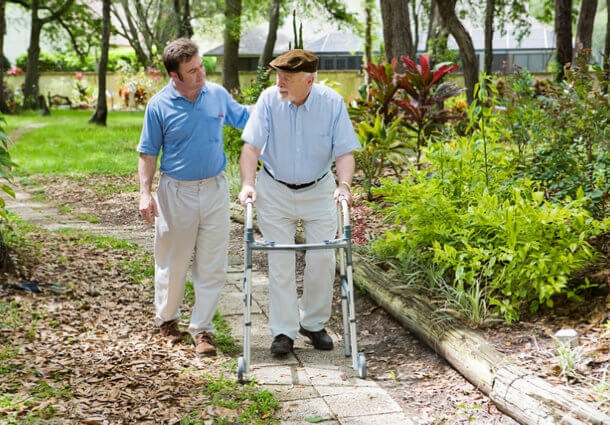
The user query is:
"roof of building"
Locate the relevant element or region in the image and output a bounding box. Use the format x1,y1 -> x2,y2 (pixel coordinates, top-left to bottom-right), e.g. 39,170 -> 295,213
205,21 -> 556,57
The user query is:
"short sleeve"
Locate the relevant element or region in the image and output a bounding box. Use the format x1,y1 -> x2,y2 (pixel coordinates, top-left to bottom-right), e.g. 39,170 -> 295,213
331,100 -> 360,157
223,89 -> 250,130
241,91 -> 270,150
137,101 -> 163,155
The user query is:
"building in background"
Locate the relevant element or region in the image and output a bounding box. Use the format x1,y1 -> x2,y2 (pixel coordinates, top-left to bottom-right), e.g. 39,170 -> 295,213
206,20 -> 557,74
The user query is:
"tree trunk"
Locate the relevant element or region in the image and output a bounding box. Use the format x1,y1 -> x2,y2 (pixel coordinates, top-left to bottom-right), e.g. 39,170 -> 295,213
0,230 -> 12,273
351,254 -> 610,425
411,0 -> 419,59
0,0 -> 8,114
574,0 -> 598,59
426,0 -> 449,67
555,0 -> 573,81
484,0 -> 495,74
437,0 -> 478,103
222,0 -> 242,91
89,0 -> 110,126
380,0 -> 415,66
23,0 -> 42,110
181,0 -> 193,38
605,0 -> 610,92
364,0 -> 373,88
258,0 -> 281,69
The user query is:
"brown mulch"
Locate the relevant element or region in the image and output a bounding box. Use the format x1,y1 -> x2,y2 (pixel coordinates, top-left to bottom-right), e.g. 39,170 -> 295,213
3,173 -> 609,424
0,226 -> 233,424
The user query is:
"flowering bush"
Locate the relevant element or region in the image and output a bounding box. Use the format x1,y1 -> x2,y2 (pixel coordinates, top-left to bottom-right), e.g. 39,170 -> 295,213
7,67 -> 23,76
73,71 -> 92,105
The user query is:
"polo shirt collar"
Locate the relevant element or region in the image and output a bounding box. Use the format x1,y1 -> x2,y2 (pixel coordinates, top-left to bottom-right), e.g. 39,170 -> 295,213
168,80 -> 208,101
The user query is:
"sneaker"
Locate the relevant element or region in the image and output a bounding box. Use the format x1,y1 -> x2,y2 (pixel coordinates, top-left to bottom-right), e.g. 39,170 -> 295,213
194,331 -> 217,356
270,334 -> 294,357
159,320 -> 187,344
299,326 -> 333,350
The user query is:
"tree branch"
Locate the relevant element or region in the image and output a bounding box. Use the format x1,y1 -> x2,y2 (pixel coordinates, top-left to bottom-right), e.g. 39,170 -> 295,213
40,0 -> 74,25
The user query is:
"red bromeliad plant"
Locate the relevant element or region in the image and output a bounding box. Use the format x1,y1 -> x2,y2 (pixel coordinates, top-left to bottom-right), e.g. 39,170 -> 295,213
394,55 -> 464,167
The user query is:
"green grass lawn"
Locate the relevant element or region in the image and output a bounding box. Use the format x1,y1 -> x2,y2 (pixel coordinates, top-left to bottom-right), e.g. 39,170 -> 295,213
6,109 -> 144,175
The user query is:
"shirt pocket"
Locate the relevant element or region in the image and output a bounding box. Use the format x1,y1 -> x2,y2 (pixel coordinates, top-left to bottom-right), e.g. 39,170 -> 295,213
204,114 -> 223,143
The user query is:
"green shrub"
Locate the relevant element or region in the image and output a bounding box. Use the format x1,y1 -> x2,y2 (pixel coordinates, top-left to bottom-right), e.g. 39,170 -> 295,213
373,136 -> 609,322
15,49 -> 143,73
497,57 -> 610,218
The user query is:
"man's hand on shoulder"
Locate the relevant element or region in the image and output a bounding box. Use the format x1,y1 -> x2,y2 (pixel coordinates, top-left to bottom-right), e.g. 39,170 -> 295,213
139,192 -> 159,225
238,184 -> 256,206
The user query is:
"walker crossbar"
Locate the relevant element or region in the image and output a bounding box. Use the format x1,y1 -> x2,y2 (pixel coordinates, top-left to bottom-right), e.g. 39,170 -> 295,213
248,239 -> 349,251
236,197 -> 367,382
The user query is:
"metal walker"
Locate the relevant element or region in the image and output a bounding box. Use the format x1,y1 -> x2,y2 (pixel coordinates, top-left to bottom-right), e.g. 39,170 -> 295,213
237,197 -> 367,382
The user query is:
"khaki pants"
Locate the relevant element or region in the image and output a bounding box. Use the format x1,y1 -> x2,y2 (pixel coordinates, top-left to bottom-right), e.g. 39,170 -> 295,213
256,170 -> 338,339
154,173 -> 229,338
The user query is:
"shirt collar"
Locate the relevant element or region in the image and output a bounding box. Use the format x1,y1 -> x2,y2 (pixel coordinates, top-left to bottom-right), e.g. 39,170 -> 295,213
168,80 -> 208,101
302,84 -> 317,111
288,84 -> 316,111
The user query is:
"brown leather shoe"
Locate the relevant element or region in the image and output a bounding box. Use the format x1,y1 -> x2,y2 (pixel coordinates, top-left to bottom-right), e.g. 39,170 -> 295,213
194,331 -> 217,356
160,320 -> 187,344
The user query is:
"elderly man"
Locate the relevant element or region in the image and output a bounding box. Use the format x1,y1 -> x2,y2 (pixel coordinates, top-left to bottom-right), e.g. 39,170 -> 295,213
138,38 -> 249,356
238,49 -> 359,357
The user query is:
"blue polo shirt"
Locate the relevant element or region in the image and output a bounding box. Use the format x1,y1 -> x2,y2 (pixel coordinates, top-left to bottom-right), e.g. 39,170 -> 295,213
241,84 -> 359,184
138,81 -> 249,181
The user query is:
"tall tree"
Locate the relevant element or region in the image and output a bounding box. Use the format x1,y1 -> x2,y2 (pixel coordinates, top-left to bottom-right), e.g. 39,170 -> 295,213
380,0 -> 415,64
484,0 -> 495,74
437,0 -> 478,102
112,0 -> 182,67
0,0 -> 8,114
605,0 -> 610,91
426,0 -> 450,67
89,0 -> 110,126
555,0 -> 572,80
258,0 -> 281,68
11,0 -> 75,109
364,0 -> 373,88
574,0 -> 598,57
222,0 -> 242,90
174,0 -> 193,38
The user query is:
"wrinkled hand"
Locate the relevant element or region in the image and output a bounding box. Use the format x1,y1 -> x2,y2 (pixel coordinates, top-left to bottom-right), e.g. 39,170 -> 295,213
238,185 -> 256,206
333,185 -> 352,206
139,192 -> 159,225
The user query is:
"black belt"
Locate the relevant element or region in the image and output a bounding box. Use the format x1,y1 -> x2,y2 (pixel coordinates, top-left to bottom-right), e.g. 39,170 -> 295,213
263,166 -> 328,190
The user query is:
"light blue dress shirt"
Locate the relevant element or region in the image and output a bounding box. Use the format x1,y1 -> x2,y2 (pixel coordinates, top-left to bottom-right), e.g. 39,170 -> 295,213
138,81 -> 249,181
241,84 -> 359,184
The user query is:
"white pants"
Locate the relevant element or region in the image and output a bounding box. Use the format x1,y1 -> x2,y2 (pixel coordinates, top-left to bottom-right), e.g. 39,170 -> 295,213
154,173 -> 229,338
256,169 -> 338,339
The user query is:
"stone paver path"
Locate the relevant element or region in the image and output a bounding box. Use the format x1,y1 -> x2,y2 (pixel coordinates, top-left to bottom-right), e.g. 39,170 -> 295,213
6,190 -> 413,424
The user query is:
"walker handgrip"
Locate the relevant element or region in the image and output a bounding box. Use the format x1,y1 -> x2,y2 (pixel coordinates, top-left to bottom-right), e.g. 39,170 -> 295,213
338,196 -> 350,226
245,198 -> 254,229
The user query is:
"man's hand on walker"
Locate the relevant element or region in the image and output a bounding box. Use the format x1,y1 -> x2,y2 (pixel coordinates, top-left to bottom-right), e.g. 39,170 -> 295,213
139,193 -> 159,225
238,185 -> 256,206
333,184 -> 352,206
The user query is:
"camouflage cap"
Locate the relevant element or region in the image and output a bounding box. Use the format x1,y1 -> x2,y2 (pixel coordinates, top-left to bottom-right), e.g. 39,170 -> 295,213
269,49 -> 318,73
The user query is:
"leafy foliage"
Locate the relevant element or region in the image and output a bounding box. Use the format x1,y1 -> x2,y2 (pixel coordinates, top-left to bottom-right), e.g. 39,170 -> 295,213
349,55 -> 463,188
497,54 -> 610,218
353,115 -> 407,200
373,135 -> 608,322
394,55 -> 463,166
